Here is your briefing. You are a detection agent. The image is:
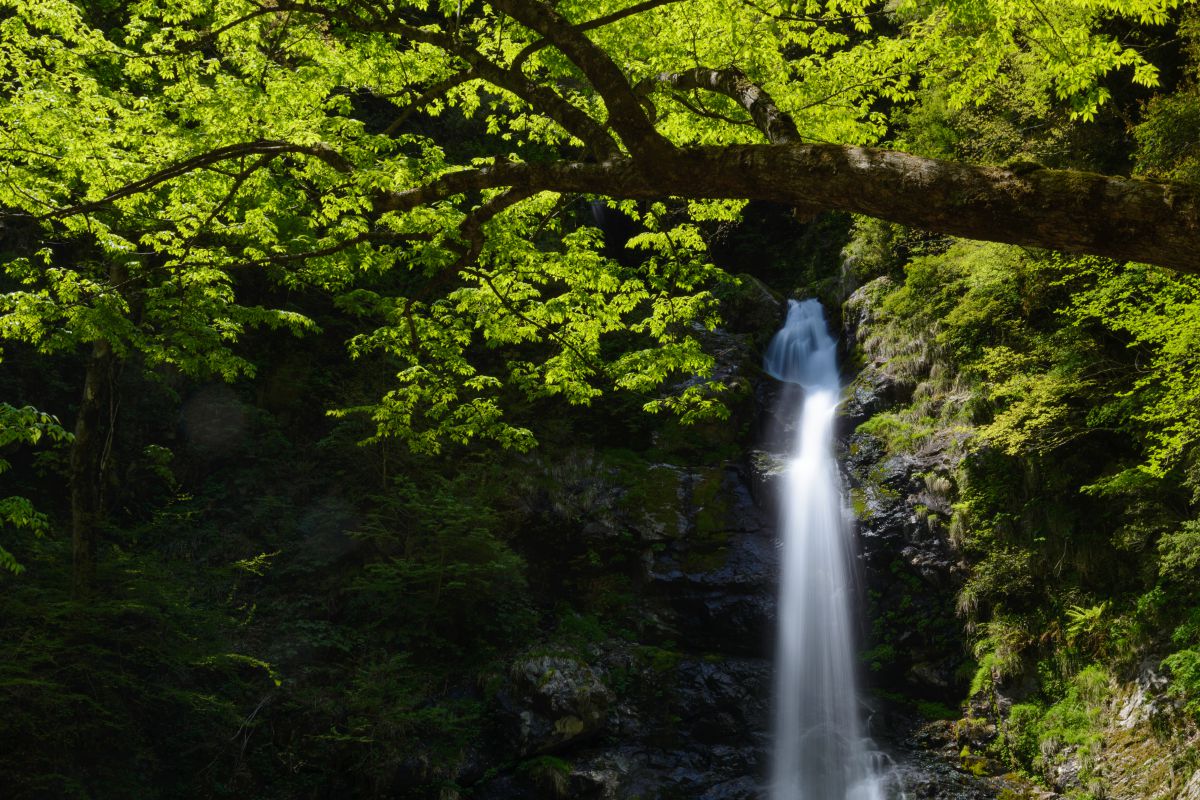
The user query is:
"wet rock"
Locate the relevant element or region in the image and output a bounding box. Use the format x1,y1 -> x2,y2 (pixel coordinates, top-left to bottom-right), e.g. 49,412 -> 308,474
880,716 -> 1053,800
644,464 -> 777,656
721,273 -> 785,344
673,657 -> 772,744
697,775 -> 760,800
692,326 -> 757,388
842,365 -> 909,430
747,450 -> 787,512
1116,657 -> 1173,729
569,763 -> 622,799
847,444 -> 968,699
498,656 -> 613,756
1045,745 -> 1083,793
840,400 -> 971,700
887,756 -> 1008,800
570,743 -> 766,800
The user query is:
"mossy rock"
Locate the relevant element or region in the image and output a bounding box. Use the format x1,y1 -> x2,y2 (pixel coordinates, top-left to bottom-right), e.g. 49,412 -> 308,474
609,454 -> 687,541
719,272 -> 784,343
692,467 -> 731,538
503,655 -> 613,756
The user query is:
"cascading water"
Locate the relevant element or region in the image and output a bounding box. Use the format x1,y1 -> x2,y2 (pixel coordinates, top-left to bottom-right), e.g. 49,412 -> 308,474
765,298 -> 889,800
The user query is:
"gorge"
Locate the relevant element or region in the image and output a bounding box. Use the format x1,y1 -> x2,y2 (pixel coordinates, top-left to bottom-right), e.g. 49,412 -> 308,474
6,2 -> 1200,798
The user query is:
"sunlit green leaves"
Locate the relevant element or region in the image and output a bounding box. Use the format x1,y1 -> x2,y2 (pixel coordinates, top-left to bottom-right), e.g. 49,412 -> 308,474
1,0 -> 1192,455
332,190 -> 729,451
1065,260 -> 1200,475
0,404 -> 71,575
897,0 -> 1187,121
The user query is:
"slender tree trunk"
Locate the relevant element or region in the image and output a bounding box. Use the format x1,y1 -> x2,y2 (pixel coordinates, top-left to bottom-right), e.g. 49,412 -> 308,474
70,337 -> 113,597
68,264 -> 126,596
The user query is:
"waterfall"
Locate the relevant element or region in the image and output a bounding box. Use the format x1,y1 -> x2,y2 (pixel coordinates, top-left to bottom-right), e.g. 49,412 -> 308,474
765,299 -> 888,800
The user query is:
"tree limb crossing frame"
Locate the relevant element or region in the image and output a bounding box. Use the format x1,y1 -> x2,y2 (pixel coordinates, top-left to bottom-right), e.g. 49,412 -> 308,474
28,0 -> 1200,273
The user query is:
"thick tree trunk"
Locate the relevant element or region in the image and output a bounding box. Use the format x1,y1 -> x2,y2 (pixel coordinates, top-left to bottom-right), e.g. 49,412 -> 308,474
382,143 -> 1200,272
70,337 -> 113,596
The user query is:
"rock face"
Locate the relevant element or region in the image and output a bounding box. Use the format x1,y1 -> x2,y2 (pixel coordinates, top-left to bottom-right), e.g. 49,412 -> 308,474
471,307 -> 783,799
572,460 -> 777,798
471,281 -> 1007,798
843,430 -> 971,699
473,459 -> 777,800
840,281 -> 973,703
1037,662 -> 1200,800
499,656 -> 613,756
836,277 -> 1200,800
645,464 -> 777,657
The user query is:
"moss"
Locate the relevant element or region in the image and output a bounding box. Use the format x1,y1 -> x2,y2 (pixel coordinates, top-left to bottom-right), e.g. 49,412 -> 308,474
849,487 -> 870,519
917,700 -> 961,721
960,745 -> 991,777
609,454 -> 684,539
518,756 -> 572,798
681,547 -> 727,573
554,611 -> 609,654
679,468 -> 733,572
994,666 -> 1113,789
861,643 -> 897,673
553,716 -> 585,737
636,645 -> 683,674
645,416 -> 744,464
858,412 -> 942,455
691,468 -> 730,537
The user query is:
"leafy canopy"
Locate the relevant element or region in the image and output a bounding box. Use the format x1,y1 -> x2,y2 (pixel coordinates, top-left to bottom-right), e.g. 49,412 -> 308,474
0,0 -> 1189,450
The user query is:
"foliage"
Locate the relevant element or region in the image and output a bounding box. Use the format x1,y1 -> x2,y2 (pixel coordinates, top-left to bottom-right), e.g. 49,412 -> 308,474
1135,88 -> 1200,185
845,50 -> 1200,746
0,403 -> 70,574
0,546 -> 275,799
1,0 -> 1191,451
1063,260 -> 1200,476
3,0 -> 1200,795
348,473 -> 536,663
996,666 -> 1111,782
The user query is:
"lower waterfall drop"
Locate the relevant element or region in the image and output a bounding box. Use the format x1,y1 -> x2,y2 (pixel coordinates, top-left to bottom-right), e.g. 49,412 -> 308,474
765,298 -> 890,800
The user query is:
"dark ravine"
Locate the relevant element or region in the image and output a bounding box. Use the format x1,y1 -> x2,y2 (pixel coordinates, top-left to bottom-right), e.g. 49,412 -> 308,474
464,281 -> 1020,799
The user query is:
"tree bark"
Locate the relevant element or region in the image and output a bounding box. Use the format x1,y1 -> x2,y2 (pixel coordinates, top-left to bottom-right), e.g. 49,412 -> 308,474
70,337 -> 113,597
155,1 -> 1198,271
642,67 -> 800,144
47,139 -> 1200,272
380,143 -> 1200,272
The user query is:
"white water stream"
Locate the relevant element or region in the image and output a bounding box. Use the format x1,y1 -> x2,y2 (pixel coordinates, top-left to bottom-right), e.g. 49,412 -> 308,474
765,299 -> 890,800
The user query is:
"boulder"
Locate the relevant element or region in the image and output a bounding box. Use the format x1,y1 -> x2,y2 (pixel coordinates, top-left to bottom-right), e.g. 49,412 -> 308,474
499,656 -> 613,756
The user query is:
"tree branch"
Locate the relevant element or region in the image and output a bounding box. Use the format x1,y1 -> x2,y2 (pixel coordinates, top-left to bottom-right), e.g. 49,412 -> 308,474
451,49 -> 620,157
39,140 -> 351,220
511,0 -> 686,72
488,0 -> 671,160
359,11 -> 621,156
382,71 -> 476,136
232,1 -> 620,157
454,188 -> 537,265
29,126 -> 1200,274
378,144 -> 1200,273
642,67 -> 800,144
667,90 -> 757,127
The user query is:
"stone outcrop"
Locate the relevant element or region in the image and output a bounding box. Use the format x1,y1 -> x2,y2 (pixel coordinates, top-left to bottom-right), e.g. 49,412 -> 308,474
472,280 -> 1010,798
499,656 -> 614,756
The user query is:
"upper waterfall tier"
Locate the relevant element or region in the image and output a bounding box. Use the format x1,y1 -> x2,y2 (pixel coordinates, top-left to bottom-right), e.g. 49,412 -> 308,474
763,299 -> 839,391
